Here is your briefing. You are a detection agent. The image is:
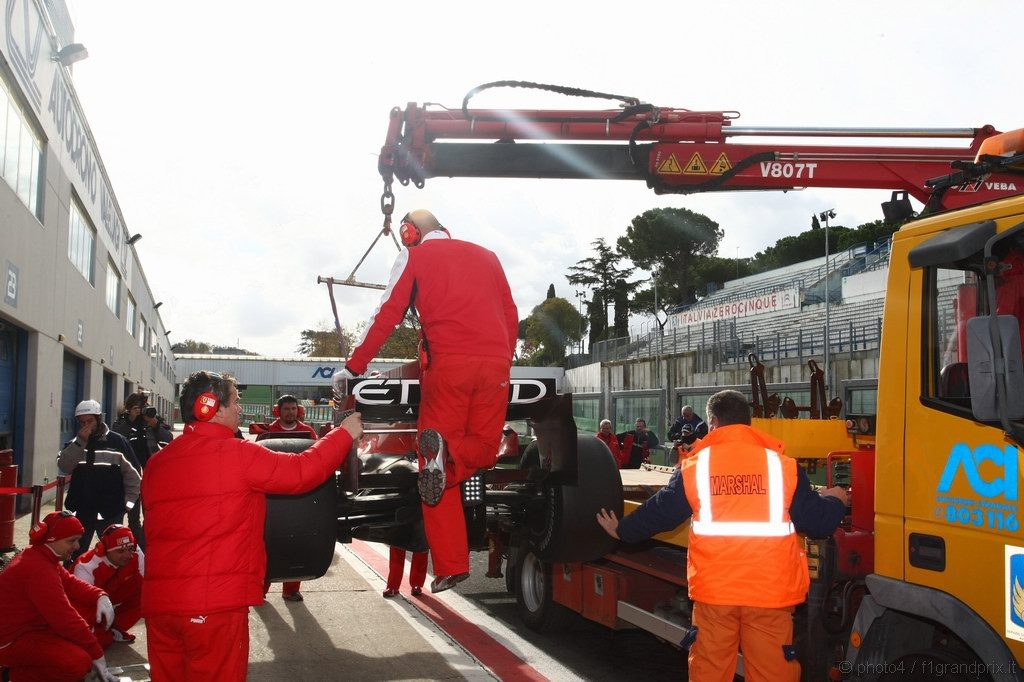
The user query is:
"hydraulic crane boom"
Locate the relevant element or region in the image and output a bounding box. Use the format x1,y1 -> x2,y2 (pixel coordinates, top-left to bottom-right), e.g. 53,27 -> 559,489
378,84 -> 1021,214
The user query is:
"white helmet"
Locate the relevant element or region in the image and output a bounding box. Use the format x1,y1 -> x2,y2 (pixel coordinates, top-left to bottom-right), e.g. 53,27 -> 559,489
74,400 -> 102,417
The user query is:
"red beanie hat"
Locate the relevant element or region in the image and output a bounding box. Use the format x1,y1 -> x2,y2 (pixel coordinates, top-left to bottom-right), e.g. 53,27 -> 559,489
101,524 -> 136,551
29,511 -> 84,545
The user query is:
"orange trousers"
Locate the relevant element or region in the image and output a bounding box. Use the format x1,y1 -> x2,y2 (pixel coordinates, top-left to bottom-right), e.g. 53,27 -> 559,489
146,608 -> 248,682
387,548 -> 429,590
419,353 -> 510,577
688,602 -> 800,682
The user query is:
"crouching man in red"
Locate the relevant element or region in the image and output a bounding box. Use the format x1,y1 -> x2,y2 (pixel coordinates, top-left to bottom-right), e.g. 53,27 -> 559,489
142,370 -> 363,681
73,523 -> 144,647
0,511 -> 119,682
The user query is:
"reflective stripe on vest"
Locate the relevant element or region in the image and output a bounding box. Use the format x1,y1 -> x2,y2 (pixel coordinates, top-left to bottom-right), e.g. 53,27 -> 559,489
690,446 -> 795,537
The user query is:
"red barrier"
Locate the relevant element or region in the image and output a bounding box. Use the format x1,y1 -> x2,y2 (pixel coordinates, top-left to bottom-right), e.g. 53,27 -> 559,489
0,470 -> 67,552
0,449 -> 15,552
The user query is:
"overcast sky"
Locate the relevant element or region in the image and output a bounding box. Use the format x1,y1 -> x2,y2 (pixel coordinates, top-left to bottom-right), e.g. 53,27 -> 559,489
63,1 -> 1023,357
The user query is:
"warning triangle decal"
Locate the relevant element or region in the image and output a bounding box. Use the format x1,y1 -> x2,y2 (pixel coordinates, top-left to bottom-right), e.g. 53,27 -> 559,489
710,153 -> 732,175
657,154 -> 683,175
684,153 -> 709,175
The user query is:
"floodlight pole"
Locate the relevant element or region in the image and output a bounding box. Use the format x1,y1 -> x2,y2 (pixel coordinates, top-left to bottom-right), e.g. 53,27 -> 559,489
819,209 -> 836,395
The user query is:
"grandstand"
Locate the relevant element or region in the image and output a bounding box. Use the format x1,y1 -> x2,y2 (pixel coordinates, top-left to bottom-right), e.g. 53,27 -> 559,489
592,238 -> 894,365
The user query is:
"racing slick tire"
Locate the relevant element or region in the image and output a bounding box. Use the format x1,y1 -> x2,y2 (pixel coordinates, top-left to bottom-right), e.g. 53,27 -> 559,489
530,434 -> 623,563
262,438 -> 339,582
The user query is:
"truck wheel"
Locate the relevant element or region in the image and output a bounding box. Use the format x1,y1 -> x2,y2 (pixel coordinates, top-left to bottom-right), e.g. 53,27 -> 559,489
530,434 -> 623,563
262,438 -> 339,582
515,543 -> 574,633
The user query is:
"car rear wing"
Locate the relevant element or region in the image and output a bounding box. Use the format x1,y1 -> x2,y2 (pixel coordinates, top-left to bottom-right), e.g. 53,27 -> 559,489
340,361 -> 579,483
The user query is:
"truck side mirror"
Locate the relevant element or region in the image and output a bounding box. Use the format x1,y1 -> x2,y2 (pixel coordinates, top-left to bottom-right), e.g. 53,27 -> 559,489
966,316 -> 1024,421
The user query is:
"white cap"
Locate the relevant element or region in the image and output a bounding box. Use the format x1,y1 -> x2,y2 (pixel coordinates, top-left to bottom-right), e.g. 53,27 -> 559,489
75,400 -> 102,417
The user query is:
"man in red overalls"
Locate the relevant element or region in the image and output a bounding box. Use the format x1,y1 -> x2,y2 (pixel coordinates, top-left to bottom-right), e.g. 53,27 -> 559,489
73,524 -> 144,648
342,209 -> 518,593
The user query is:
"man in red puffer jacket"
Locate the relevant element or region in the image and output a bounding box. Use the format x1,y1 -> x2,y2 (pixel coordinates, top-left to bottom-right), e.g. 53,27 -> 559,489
141,370 -> 363,681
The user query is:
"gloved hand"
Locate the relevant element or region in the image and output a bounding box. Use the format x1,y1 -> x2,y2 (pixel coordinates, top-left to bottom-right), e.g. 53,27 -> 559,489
96,594 -> 114,630
92,655 -> 119,682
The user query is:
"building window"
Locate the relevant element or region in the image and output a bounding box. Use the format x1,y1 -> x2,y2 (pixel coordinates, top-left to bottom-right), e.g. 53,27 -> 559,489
572,396 -> 600,434
0,74 -> 42,217
126,295 -> 136,337
68,200 -> 95,284
139,315 -> 147,349
105,260 -> 121,317
612,393 -> 662,435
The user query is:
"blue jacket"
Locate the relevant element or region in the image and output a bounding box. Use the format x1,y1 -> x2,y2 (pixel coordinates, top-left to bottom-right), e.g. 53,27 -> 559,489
667,414 -> 709,441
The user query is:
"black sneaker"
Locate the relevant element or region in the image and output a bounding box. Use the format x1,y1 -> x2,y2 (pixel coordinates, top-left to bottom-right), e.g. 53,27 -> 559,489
417,428 -> 447,506
430,572 -> 470,594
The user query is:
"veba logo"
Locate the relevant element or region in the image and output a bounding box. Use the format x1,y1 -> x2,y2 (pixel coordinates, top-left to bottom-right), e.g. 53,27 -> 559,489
937,443 -> 1019,500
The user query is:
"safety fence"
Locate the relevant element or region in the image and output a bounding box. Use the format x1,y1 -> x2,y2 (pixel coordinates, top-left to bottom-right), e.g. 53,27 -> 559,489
0,449 -> 69,553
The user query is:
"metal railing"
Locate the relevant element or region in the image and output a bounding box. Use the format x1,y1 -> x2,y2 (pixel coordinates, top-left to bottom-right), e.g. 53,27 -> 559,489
592,316 -> 883,366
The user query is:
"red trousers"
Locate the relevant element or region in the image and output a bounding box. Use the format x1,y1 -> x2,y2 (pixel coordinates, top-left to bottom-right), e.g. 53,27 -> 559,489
387,548 -> 429,591
75,589 -> 142,649
146,608 -> 249,682
0,630 -> 93,682
688,602 -> 800,682
262,580 -> 302,597
419,353 -> 510,577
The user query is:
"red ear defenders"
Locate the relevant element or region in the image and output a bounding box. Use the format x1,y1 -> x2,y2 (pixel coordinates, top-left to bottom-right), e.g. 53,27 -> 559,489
28,510 -> 77,545
399,215 -> 449,247
96,523 -> 132,557
193,392 -> 220,421
272,402 -> 305,419
399,217 -> 421,247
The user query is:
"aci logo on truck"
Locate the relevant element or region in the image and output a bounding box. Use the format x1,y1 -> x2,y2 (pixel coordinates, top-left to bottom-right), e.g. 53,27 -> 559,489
935,443 -> 1020,532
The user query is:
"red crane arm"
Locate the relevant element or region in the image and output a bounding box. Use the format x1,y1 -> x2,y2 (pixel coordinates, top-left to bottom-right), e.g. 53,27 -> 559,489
378,101 -> 1019,210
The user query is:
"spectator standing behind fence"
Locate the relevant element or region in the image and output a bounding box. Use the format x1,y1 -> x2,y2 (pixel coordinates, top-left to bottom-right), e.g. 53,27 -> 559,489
59,400 -> 142,561
596,419 -> 628,469
668,405 -> 709,443
73,523 -> 145,648
0,511 -> 119,682
141,370 -> 362,681
619,418 -> 660,469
